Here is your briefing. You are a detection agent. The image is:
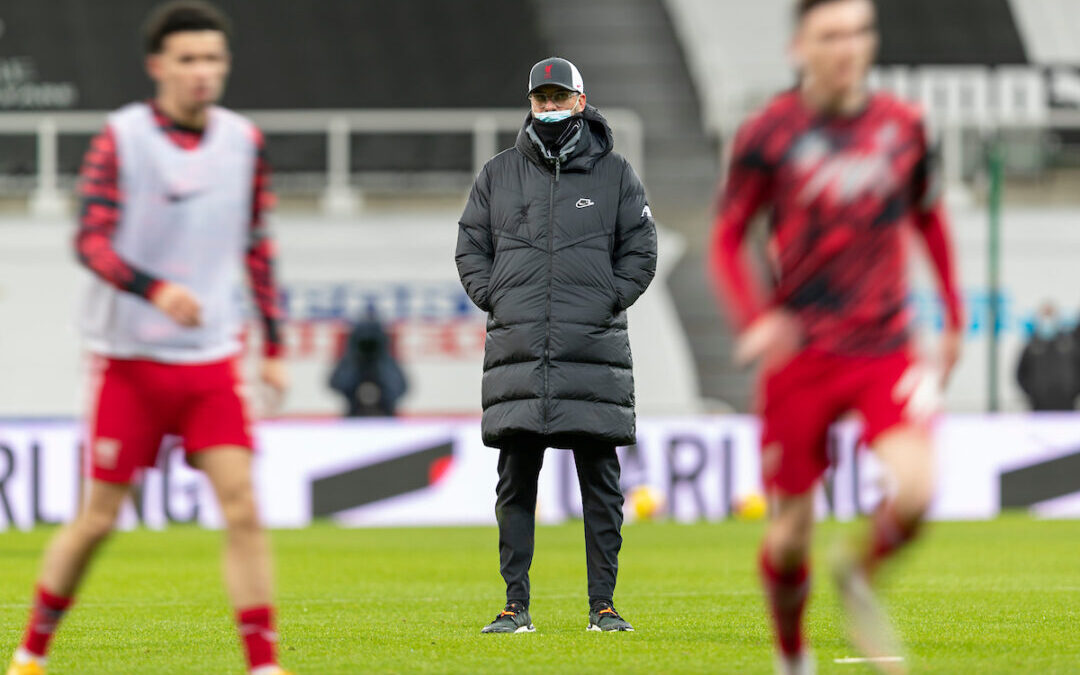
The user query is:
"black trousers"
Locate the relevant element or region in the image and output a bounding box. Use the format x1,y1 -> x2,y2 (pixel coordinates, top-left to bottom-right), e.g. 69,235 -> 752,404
495,441 -> 624,608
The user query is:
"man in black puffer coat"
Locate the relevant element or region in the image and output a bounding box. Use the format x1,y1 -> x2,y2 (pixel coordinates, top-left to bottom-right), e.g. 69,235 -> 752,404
456,57 -> 657,634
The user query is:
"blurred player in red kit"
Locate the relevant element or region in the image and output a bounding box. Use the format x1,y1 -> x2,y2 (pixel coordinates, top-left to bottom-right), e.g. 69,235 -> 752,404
710,0 -> 962,672
7,2 -> 291,674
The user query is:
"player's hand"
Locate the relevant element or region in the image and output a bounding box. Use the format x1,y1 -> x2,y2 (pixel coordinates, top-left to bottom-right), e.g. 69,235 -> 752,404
735,309 -> 803,371
259,357 -> 289,415
150,282 -> 202,327
939,327 -> 962,387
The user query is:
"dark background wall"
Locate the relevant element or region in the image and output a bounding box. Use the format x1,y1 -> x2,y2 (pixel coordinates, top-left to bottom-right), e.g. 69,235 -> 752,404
0,0 -> 547,109
0,0 -> 548,175
876,0 -> 1027,66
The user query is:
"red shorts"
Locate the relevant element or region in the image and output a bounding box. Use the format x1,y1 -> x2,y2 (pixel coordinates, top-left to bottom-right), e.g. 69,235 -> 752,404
87,357 -> 254,483
758,349 -> 934,496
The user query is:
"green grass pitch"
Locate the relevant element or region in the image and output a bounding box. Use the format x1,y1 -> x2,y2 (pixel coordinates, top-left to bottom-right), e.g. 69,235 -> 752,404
2,516 -> 1077,673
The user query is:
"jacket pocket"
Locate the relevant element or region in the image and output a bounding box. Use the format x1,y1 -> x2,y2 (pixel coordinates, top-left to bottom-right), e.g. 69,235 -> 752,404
599,252 -> 622,313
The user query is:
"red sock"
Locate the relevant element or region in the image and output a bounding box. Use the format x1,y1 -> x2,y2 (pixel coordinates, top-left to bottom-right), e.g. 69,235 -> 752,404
21,585 -> 74,658
864,501 -> 921,577
759,548 -> 810,657
237,605 -> 277,670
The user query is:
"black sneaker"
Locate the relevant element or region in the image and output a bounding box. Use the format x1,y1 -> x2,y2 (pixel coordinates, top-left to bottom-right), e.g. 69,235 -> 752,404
480,602 -> 535,634
587,602 -> 634,632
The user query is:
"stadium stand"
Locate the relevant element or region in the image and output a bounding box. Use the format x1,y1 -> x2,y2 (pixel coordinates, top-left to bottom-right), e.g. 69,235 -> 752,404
662,0 -> 791,139
876,0 -> 1026,66
664,0 -> 1030,139
1009,0 -> 1080,64
530,0 -> 718,222
0,0 -> 550,176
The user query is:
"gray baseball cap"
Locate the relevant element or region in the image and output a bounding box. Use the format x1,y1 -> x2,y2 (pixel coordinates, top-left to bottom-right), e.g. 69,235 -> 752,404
528,57 -> 585,95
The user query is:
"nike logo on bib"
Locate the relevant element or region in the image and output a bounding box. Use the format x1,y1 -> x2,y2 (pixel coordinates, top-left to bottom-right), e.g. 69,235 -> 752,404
576,198 -> 595,209
167,190 -> 203,203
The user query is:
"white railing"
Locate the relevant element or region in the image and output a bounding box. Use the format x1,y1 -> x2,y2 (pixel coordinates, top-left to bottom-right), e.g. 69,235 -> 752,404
867,67 -> 1080,202
868,66 -> 1050,128
0,108 -> 645,217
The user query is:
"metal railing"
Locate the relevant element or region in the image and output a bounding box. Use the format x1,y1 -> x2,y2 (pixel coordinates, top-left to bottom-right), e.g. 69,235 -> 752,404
0,108 -> 645,217
866,67 -> 1080,203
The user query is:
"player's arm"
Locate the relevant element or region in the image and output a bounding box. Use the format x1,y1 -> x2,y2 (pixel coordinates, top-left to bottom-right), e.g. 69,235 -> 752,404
910,121 -> 963,382
708,123 -> 773,330
708,122 -> 798,367
245,127 -> 289,396
455,164 -> 495,312
75,126 -> 201,326
610,160 -> 657,311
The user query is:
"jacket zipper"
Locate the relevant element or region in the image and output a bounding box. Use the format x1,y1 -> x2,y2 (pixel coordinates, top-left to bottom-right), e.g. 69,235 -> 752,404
542,157 -> 560,433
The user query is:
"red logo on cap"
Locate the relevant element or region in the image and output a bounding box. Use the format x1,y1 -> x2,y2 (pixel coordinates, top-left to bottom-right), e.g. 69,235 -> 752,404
544,64 -> 552,79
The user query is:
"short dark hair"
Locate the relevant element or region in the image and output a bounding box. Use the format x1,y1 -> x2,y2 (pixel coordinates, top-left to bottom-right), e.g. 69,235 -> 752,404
143,1 -> 232,54
795,0 -> 870,23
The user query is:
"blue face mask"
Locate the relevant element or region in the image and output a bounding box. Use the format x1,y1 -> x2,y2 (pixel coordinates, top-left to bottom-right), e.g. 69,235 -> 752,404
1035,318 -> 1058,340
533,109 -> 575,123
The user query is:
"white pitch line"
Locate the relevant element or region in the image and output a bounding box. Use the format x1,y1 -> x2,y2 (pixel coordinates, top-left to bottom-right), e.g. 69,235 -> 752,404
834,657 -> 905,665
0,589 -> 764,610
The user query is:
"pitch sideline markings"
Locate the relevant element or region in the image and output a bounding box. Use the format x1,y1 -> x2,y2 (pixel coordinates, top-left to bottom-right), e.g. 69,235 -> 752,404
5,584 -> 1080,611
0,589 -> 766,610
834,656 -> 905,664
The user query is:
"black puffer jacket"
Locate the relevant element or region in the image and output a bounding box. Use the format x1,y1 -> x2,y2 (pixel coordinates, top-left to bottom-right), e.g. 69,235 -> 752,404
456,105 -> 657,448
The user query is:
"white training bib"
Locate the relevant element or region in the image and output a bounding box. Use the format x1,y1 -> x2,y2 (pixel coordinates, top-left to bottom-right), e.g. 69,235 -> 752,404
79,102 -> 256,363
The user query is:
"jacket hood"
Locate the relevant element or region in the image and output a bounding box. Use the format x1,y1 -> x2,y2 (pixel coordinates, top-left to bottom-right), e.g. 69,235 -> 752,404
515,104 -> 615,172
